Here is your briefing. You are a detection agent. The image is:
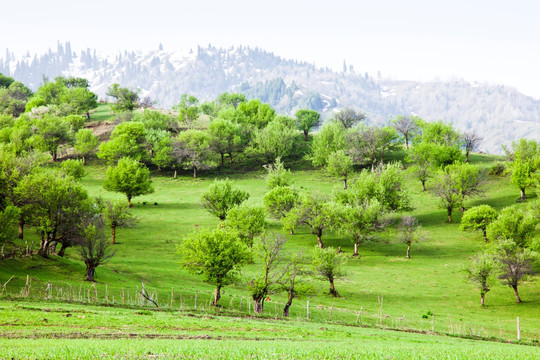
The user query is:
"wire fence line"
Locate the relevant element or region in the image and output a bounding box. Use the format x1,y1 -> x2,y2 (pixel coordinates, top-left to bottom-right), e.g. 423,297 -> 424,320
1,275 -> 538,344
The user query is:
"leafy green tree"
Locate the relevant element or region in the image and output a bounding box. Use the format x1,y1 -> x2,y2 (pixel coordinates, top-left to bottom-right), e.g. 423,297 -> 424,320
60,87 -> 98,119
0,81 -> 32,117
101,200 -> 137,244
60,159 -> 86,180
431,169 -> 463,222
74,129 -> 99,165
249,233 -> 287,313
0,205 -> 19,245
224,203 -> 268,247
251,119 -> 296,162
326,150 -> 353,189
464,253 -> 496,306
263,186 -> 298,222
103,158 -> 154,207
175,129 -> 217,178
107,83 -> 140,112
398,216 -> 423,259
216,92 -> 247,109
411,120 -> 464,167
33,115 -> 71,161
283,191 -> 332,248
174,93 -> 200,127
151,135 -> 175,173
460,205 -> 498,242
333,108 -> 365,129
279,251 -> 309,317
486,206 -> 536,248
463,132 -> 482,162
407,142 -> 434,191
310,121 -> 346,167
445,162 -> 484,211
235,99 -> 275,129
201,179 -> 250,221
208,118 -> 242,166
346,125 -> 401,170
391,115 -> 419,149
98,122 -> 148,163
15,170 -> 89,257
295,109 -> 320,141
178,228 -> 251,306
312,247 -> 347,297
510,153 -> 539,200
264,157 -> 292,190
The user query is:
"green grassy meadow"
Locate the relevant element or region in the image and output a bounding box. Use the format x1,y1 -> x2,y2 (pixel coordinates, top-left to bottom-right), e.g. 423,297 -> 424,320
1,150 -> 539,358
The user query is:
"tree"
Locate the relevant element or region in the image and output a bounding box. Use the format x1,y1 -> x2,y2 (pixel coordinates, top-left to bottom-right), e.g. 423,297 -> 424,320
283,191 -> 332,248
201,179 -> 249,221
295,109 -> 320,141
279,252 -> 309,317
263,157 -> 292,190
463,132 -> 482,162
74,129 -> 99,165
103,158 -> 154,207
178,228 -> 251,306
216,92 -> 246,109
101,200 -> 137,244
494,242 -> 537,303
33,115 -> 71,161
431,169 -> 463,222
250,120 -> 296,162
0,205 -> 19,245
174,93 -> 200,127
107,83 -> 139,112
411,120 -> 464,167
398,216 -> 423,259
460,205 -> 498,242
263,186 -> 298,222
391,115 -> 419,149
313,247 -> 346,297
249,233 -> 287,313
208,118 -> 242,166
175,129 -> 217,178
326,150 -> 353,189
235,99 -> 275,129
310,121 -> 346,167
347,126 -> 401,170
76,216 -> 116,282
98,122 -> 148,163
60,159 -> 86,180
15,170 -> 89,257
224,203 -> 268,247
464,253 -> 496,306
486,206 -> 536,248
60,87 -> 98,119
510,153 -> 539,200
446,162 -> 484,211
333,108 -> 365,129
407,142 -> 434,191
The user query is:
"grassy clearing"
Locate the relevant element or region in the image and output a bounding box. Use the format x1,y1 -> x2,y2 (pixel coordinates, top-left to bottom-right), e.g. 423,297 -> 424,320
88,103 -> 114,122
0,153 -> 539,357
1,299 -> 538,359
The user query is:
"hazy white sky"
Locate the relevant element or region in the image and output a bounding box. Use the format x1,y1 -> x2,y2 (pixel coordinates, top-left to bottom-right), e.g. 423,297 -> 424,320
2,0 -> 540,98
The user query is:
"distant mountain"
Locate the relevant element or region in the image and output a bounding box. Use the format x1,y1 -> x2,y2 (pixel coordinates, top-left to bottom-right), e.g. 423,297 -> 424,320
1,42 -> 539,154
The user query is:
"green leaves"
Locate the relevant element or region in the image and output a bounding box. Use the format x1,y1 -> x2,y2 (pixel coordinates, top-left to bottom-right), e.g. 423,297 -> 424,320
103,158 -> 154,207
201,179 -> 250,221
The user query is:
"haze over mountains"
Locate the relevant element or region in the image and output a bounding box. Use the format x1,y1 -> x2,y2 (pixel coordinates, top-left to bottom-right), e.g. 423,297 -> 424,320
1,42 -> 539,154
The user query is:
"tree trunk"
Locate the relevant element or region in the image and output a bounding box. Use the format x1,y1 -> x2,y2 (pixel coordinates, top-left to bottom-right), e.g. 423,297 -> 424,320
329,278 -> 338,297
405,136 -> 409,150
173,169 -> 177,179
253,297 -> 263,313
447,208 -> 453,223
82,156 -> 86,166
343,178 -> 347,190
52,151 -> 57,162
18,219 -> 24,240
406,244 -> 411,259
157,165 -> 161,172
283,287 -> 294,317
520,188 -> 526,200
483,229 -> 488,242
512,285 -> 522,303
304,130 -> 309,141
193,167 -> 197,179
290,229 -> 294,235
85,265 -> 96,282
220,153 -> 224,167
49,241 -> 57,254
57,243 -> 68,257
111,225 -> 116,244
316,228 -> 325,248
127,196 -> 132,208
421,180 -> 426,191
480,292 -> 485,306
39,237 -> 49,259
213,285 -> 222,307
86,112 -> 90,120
353,242 -> 359,256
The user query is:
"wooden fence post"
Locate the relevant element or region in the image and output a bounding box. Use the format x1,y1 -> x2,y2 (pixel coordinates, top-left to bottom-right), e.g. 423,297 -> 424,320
25,275 -> 30,298
170,287 -> 174,309
517,317 -> 521,341
194,290 -> 198,310
306,300 -> 310,320
122,288 -> 125,305
378,295 -> 383,326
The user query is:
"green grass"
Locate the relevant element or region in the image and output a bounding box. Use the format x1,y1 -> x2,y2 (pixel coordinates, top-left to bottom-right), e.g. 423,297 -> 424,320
88,103 -> 114,122
0,152 -> 539,357
1,299 -> 539,359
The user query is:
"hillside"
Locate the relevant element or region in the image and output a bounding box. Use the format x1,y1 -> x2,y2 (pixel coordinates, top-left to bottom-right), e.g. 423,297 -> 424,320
1,42 -> 539,153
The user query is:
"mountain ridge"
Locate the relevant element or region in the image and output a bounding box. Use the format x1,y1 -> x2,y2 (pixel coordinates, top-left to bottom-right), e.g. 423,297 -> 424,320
1,42 -> 539,154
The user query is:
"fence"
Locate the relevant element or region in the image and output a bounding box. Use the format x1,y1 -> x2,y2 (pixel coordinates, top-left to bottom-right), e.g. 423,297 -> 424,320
1,275 -> 538,344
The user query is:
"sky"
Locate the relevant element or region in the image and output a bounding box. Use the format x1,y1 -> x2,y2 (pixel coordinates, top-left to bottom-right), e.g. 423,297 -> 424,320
2,0 -> 540,98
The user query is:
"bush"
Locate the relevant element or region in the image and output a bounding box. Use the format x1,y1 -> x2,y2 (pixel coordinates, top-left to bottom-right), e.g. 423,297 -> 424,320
489,162 -> 506,176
